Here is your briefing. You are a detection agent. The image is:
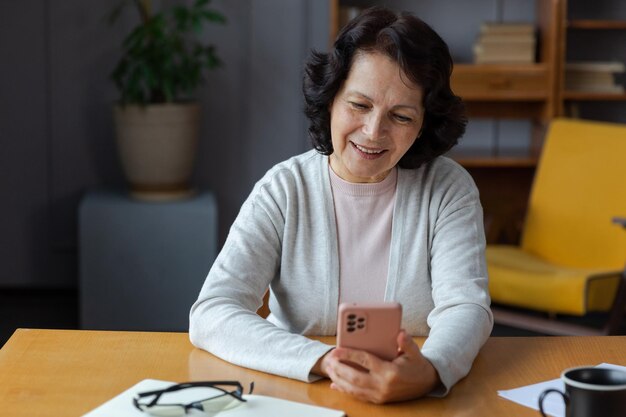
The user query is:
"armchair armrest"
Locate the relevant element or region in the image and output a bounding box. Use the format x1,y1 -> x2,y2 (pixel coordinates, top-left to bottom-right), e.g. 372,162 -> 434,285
612,217 -> 626,229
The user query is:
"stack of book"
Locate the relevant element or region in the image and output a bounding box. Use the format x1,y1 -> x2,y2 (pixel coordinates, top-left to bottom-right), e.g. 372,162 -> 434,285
473,22 -> 536,64
565,61 -> 625,93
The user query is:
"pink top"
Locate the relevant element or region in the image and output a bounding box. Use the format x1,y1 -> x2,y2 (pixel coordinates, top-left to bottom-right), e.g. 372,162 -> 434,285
329,165 -> 398,303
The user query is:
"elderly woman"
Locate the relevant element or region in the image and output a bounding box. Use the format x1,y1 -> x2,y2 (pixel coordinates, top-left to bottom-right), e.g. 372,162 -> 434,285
189,6 -> 492,403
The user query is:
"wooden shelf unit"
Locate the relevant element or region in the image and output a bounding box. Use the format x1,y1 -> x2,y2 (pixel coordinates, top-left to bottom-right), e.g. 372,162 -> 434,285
563,91 -> 626,100
451,64 -> 550,102
560,3 -> 626,110
567,20 -> 626,30
450,153 -> 539,168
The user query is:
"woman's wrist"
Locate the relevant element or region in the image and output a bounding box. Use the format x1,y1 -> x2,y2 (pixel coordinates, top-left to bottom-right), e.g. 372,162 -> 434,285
311,350 -> 333,377
422,358 -> 443,395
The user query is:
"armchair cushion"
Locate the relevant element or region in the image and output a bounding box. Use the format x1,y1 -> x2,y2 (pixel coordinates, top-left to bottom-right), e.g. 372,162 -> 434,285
487,245 -> 621,315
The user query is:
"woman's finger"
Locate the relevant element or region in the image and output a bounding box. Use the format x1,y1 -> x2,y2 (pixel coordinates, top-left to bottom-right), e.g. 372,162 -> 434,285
332,347 -> 383,373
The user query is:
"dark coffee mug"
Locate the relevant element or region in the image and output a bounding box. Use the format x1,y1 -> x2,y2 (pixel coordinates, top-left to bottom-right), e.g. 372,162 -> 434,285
538,366 -> 626,417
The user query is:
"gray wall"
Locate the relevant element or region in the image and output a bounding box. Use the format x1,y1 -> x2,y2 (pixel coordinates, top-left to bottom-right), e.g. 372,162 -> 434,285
1,0 -> 625,289
0,0 -> 329,288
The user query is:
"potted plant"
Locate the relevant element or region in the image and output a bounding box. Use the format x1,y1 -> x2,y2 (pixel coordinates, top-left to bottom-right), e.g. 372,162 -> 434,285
110,0 -> 226,200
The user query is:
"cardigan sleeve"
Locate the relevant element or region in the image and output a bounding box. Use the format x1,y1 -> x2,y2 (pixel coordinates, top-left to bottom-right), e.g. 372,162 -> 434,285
189,169 -> 333,382
419,162 -> 493,396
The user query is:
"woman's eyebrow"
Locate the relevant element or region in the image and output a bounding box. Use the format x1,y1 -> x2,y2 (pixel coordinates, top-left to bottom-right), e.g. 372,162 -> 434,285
346,90 -> 420,112
345,90 -> 372,101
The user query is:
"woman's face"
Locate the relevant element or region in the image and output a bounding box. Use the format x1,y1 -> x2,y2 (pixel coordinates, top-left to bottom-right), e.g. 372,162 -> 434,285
329,51 -> 425,183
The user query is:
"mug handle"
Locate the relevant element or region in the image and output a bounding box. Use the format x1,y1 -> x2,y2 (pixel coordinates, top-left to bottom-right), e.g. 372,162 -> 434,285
538,388 -> 569,417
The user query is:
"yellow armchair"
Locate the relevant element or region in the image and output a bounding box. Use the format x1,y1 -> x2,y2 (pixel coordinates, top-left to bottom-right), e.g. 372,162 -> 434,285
487,118 -> 626,335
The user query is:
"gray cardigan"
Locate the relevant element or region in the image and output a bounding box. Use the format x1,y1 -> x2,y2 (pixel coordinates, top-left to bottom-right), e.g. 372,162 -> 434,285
189,150 -> 493,394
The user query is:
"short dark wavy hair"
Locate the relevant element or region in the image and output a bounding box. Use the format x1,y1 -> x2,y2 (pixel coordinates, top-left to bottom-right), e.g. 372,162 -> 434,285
303,6 -> 466,169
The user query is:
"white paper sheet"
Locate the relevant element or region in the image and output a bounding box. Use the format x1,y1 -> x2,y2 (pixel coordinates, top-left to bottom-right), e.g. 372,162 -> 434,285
497,363 -> 626,417
83,379 -> 345,417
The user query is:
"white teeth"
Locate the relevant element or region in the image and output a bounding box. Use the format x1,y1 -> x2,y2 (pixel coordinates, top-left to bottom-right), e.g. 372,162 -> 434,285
354,143 -> 383,154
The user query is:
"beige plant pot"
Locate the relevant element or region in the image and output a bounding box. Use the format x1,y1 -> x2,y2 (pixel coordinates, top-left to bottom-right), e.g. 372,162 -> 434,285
114,103 -> 200,201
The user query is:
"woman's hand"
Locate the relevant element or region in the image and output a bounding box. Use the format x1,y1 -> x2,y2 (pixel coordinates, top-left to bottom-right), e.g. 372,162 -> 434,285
323,330 -> 440,404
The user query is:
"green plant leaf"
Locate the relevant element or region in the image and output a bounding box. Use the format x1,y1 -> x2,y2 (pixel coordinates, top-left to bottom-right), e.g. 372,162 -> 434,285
109,0 -> 225,104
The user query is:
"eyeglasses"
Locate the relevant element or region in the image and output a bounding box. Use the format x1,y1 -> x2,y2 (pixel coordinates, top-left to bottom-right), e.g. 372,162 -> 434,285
133,380 -> 254,416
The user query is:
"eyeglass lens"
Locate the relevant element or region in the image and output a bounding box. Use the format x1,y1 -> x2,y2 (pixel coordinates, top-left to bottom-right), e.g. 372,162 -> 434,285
135,384 -> 247,416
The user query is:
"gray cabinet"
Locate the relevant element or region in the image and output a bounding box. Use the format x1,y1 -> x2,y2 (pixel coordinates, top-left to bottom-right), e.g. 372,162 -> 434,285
79,190 -> 218,331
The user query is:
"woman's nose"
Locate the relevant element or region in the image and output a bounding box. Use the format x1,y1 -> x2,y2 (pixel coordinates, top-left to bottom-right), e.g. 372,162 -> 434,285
362,111 -> 387,139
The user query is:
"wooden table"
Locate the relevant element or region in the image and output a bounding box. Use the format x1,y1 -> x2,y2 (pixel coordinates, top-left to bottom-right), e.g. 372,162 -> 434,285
1,329 -> 625,416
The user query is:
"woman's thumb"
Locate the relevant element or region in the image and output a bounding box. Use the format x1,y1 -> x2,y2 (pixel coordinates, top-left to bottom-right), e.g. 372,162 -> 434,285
397,329 -> 421,358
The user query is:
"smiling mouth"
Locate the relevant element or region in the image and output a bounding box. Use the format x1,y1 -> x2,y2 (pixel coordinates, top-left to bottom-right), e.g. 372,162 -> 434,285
351,141 -> 386,156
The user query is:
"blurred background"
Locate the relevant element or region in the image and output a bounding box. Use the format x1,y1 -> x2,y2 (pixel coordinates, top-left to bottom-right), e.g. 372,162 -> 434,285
2,0 -> 625,346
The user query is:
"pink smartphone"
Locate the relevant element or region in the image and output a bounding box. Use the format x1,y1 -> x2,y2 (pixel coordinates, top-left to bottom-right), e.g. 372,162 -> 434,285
336,302 -> 402,361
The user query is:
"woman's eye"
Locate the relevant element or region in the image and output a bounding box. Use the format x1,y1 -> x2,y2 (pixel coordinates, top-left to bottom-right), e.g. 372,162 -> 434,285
349,101 -> 369,110
393,114 -> 413,123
